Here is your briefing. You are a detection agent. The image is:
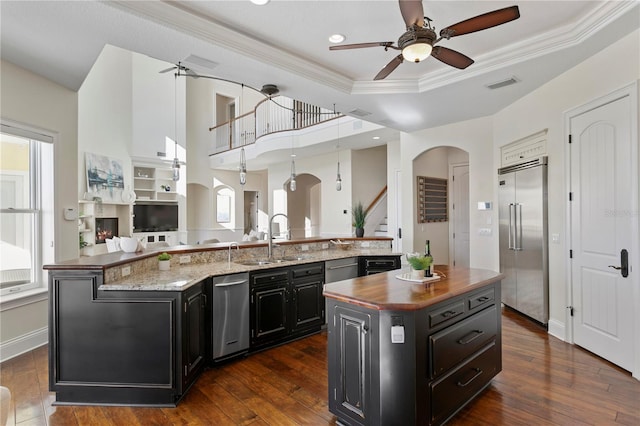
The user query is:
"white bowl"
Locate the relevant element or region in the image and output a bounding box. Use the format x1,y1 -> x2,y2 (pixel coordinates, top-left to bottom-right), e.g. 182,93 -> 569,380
119,237 -> 139,253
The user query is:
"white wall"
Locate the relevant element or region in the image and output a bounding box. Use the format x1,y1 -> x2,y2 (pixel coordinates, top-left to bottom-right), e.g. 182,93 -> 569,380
0,59 -> 78,354
402,117 -> 496,270
493,29 -> 640,334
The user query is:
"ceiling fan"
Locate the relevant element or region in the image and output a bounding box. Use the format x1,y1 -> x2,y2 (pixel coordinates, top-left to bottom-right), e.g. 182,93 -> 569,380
330,1 -> 520,80
159,62 -> 200,78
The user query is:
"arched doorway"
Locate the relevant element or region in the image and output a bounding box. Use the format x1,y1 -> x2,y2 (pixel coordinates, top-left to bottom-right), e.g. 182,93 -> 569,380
413,146 -> 469,267
284,173 -> 321,238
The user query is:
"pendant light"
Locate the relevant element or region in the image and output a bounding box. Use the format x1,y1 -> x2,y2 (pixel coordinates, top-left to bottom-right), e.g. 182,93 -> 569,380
172,72 -> 180,181
289,154 -> 297,192
239,145 -> 247,186
335,109 -> 342,191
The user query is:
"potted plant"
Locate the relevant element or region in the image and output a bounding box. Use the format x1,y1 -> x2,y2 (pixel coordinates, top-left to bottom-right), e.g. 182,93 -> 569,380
352,201 -> 366,237
158,252 -> 172,271
406,253 -> 432,280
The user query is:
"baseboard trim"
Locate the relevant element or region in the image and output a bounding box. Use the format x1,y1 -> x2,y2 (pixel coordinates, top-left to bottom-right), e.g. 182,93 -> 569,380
547,319 -> 566,342
0,326 -> 48,363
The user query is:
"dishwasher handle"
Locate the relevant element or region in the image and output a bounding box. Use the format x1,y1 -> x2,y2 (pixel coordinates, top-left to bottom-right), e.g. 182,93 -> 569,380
327,263 -> 358,270
214,279 -> 248,287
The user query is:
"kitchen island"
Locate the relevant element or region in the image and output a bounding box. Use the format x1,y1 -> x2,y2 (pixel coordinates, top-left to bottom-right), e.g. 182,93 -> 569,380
323,265 -> 503,426
43,237 -> 399,406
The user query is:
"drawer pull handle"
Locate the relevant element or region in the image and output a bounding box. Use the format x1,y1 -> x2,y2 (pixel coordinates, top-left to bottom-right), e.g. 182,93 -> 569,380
457,330 -> 484,345
477,296 -> 490,302
441,310 -> 459,318
457,368 -> 483,387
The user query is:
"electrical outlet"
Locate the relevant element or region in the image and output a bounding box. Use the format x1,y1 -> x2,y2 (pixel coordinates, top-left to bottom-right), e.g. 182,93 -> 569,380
301,244 -> 309,251
322,243 -> 329,249
478,228 -> 492,236
180,255 -> 191,264
121,266 -> 131,277
361,241 -> 370,247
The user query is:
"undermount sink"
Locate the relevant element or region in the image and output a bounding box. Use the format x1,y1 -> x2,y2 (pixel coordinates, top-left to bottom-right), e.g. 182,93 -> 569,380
279,255 -> 311,261
235,260 -> 273,266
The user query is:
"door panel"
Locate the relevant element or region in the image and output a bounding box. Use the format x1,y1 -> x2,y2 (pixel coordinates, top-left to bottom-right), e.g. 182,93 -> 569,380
513,166 -> 547,323
452,165 -> 470,268
570,94 -> 635,371
498,173 -> 517,308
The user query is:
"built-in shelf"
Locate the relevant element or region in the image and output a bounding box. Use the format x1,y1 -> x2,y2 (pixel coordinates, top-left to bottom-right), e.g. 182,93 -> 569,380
133,165 -> 178,202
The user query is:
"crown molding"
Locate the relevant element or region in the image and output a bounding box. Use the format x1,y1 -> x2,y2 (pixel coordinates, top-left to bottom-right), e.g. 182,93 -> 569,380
108,1 -> 354,93
108,1 -> 637,97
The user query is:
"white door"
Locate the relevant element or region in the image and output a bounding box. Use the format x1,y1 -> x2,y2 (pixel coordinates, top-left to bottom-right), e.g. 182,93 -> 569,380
451,165 -> 469,267
569,91 -> 637,371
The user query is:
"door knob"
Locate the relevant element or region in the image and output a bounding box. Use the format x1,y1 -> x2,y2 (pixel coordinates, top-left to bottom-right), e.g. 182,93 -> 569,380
608,249 -> 629,278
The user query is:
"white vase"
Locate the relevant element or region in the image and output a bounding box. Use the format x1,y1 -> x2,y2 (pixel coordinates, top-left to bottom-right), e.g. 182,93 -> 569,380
410,269 -> 425,280
158,260 -> 170,271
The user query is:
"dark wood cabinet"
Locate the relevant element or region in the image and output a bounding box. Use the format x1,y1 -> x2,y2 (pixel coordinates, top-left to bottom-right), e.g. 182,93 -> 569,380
327,281 -> 501,426
329,305 -> 376,425
48,270 -> 208,406
250,262 -> 324,350
181,281 -> 207,390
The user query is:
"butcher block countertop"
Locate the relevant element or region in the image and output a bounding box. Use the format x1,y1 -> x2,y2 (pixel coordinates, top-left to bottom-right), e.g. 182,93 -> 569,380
323,265 -> 503,311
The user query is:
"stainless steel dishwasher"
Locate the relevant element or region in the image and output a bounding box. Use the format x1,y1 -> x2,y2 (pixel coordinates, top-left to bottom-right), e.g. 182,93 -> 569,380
211,272 -> 249,361
324,257 -> 359,324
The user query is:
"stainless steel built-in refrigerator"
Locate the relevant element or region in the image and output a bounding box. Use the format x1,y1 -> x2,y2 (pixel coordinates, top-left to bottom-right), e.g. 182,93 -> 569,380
498,156 -> 548,324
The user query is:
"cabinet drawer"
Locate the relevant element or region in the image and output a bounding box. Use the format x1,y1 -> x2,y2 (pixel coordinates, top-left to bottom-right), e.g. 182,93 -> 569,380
251,270 -> 289,286
428,300 -> 465,328
430,342 -> 499,425
468,288 -> 495,311
291,263 -> 324,279
430,306 -> 497,378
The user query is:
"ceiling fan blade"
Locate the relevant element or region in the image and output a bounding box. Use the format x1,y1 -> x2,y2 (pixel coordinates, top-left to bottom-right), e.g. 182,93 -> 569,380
330,42 -> 394,51
399,0 -> 425,28
431,46 -> 474,69
159,66 -> 176,73
440,5 -> 520,38
374,54 -> 404,80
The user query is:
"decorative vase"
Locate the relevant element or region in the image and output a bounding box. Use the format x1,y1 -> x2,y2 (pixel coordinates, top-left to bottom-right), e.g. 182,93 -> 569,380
355,227 -> 364,238
410,269 -> 425,280
158,260 -> 170,271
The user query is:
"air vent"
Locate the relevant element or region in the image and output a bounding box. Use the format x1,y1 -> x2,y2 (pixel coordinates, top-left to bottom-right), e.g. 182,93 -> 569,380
182,54 -> 219,72
486,76 -> 519,90
348,108 -> 372,117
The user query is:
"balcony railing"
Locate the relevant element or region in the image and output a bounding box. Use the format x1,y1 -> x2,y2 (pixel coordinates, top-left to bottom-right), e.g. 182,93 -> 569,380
209,96 -> 341,154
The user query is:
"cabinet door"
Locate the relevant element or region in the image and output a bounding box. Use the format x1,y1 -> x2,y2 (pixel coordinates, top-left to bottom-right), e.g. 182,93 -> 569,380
329,305 -> 372,425
291,278 -> 324,332
251,284 -> 288,346
183,284 -> 206,389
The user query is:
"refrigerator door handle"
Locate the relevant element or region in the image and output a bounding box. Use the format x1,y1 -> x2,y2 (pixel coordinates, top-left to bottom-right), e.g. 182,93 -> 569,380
516,203 -> 523,251
508,203 -> 515,250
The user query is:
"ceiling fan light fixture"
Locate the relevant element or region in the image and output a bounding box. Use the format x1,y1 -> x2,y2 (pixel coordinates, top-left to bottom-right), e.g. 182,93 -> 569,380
402,41 -> 433,63
250,0 -> 270,5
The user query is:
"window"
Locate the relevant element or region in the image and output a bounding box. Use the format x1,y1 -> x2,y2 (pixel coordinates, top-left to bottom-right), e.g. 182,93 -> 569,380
216,187 -> 233,224
1,125 -> 53,296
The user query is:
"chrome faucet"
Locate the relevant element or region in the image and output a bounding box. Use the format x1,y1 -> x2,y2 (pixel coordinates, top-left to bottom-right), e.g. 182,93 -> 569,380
268,213 -> 289,259
228,242 -> 239,265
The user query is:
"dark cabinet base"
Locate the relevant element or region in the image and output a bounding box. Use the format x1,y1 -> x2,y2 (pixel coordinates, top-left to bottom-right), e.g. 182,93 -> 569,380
327,282 -> 501,425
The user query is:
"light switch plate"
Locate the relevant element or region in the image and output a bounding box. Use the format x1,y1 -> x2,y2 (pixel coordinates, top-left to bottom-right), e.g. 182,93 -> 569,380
180,255 -> 191,264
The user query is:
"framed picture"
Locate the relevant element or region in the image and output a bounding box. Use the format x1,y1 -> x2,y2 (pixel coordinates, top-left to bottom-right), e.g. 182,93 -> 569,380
85,153 -> 125,203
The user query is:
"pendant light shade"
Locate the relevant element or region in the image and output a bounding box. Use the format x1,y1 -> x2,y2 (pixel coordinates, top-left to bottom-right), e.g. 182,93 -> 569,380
335,161 -> 342,191
172,155 -> 180,181
239,146 -> 247,186
289,154 -> 296,192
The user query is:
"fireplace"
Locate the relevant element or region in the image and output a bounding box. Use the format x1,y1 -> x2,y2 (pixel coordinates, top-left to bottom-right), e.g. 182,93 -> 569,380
95,217 -> 118,244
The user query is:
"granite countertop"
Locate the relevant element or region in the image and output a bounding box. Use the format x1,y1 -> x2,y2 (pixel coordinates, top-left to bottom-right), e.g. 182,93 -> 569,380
101,248 -> 400,292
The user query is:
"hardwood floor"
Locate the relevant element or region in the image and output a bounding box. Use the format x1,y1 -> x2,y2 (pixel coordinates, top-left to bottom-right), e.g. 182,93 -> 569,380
1,308 -> 638,425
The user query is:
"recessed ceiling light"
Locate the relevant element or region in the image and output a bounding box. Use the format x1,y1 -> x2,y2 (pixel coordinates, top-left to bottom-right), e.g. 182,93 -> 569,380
329,34 -> 345,44
250,0 -> 270,5
372,136 -> 381,140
